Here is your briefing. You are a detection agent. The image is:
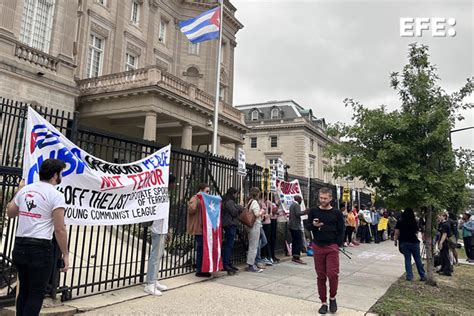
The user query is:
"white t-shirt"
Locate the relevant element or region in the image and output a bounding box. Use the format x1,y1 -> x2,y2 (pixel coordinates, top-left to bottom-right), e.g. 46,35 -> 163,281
14,182 -> 66,240
150,217 -> 168,235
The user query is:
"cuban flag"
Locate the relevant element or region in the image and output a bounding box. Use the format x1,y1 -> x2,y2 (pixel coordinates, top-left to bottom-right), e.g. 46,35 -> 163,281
198,193 -> 223,273
179,7 -> 220,44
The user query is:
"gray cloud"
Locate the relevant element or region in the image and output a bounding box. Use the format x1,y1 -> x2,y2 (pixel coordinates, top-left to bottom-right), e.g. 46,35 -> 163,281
232,0 -> 473,149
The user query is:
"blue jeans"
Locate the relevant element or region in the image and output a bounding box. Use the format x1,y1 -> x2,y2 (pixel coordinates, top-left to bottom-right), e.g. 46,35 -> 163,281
146,233 -> 165,284
255,227 -> 268,263
195,235 -> 203,273
223,225 -> 237,267
399,242 -> 426,280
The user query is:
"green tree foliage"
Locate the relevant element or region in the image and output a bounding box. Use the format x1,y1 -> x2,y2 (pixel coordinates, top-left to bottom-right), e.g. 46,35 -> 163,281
327,44 -> 473,213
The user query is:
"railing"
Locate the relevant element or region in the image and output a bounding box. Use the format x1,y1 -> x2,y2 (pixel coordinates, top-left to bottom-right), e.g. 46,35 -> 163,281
14,42 -> 59,72
76,67 -> 245,124
78,68 -> 149,92
158,72 -> 189,95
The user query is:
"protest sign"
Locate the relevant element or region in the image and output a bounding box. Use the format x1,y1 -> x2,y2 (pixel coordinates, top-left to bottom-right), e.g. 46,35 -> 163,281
277,158 -> 284,180
277,179 -> 306,213
270,170 -> 277,192
237,148 -> 246,176
24,107 -> 170,226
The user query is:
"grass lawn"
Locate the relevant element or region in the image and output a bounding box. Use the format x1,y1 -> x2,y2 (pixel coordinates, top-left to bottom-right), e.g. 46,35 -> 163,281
369,264 -> 474,315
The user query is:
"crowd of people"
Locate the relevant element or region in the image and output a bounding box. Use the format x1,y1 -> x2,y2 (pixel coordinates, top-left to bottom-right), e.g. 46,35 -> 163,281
5,158 -> 473,315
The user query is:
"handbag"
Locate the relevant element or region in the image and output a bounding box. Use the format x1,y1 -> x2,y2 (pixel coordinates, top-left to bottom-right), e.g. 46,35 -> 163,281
239,200 -> 256,228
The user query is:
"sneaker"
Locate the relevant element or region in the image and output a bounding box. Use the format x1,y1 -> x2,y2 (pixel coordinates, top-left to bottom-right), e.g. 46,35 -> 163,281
272,257 -> 281,263
420,276 -> 427,282
349,243 -> 355,247
329,298 -> 337,313
344,242 -> 348,247
144,284 -> 162,296
318,304 -> 328,314
256,262 -> 266,269
263,258 -> 273,266
154,281 -> 168,291
195,272 -> 212,277
247,265 -> 263,273
292,258 -> 307,265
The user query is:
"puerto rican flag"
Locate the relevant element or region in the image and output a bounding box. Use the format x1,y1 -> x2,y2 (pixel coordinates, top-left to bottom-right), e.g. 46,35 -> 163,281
198,193 -> 223,273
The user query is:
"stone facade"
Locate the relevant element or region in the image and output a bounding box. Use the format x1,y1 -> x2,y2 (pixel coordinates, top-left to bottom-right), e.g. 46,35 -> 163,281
237,100 -> 341,184
0,0 -> 245,158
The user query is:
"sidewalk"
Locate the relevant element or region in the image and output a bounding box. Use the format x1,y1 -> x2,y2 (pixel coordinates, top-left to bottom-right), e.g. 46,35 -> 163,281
74,241 -> 405,315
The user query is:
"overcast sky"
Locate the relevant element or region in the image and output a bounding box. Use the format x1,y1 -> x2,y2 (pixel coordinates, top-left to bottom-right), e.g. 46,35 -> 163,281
232,0 -> 473,150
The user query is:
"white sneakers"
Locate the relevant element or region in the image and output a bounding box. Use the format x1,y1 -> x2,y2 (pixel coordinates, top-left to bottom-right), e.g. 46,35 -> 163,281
144,281 -> 168,296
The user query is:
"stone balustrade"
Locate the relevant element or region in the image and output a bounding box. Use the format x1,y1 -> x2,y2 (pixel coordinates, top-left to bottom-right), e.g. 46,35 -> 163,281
14,42 -> 59,72
77,66 -> 245,124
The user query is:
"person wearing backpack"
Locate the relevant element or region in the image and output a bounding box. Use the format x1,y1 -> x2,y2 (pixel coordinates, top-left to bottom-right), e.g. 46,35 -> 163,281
144,174 -> 176,296
187,183 -> 210,277
221,187 -> 243,275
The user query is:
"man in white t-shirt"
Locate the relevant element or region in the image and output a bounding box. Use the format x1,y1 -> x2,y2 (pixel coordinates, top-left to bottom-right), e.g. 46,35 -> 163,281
144,174 -> 176,296
7,159 -> 69,316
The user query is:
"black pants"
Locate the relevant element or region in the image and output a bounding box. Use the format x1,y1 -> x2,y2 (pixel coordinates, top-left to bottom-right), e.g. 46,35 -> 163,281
267,219 -> 278,259
371,225 -> 379,243
290,229 -> 303,258
464,236 -> 473,260
12,239 -> 54,316
439,241 -> 452,275
261,223 -> 271,259
345,226 -> 355,244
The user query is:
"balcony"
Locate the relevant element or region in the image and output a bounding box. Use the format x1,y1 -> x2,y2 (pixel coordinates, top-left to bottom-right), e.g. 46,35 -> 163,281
77,66 -> 245,125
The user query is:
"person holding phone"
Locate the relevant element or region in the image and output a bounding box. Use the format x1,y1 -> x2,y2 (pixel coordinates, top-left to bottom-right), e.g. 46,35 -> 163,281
6,159 -> 69,316
306,187 -> 344,314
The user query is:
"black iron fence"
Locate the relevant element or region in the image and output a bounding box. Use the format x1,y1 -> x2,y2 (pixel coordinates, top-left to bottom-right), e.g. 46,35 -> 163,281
0,98 -> 371,305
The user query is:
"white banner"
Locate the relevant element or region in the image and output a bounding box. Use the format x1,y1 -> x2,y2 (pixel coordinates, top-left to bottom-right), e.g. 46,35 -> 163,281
277,158 -> 284,180
24,108 -> 171,226
276,179 -> 306,214
270,170 -> 277,193
237,148 -> 246,176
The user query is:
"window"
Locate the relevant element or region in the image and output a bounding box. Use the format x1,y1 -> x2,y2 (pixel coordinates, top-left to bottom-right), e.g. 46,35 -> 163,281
20,0 -> 56,53
250,137 -> 257,149
271,108 -> 279,119
188,42 -> 199,55
131,0 -> 140,24
125,53 -> 138,71
251,110 -> 259,121
311,139 -> 314,152
270,136 -> 278,148
159,20 -> 168,43
269,158 -> 279,171
86,34 -> 104,78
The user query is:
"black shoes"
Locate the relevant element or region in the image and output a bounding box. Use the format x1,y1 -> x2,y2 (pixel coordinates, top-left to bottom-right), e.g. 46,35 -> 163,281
318,304 -> 328,314
195,272 -> 212,277
329,299 -> 338,313
229,265 -> 239,272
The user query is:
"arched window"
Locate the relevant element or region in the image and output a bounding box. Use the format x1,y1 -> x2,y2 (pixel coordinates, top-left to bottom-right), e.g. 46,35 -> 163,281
251,110 -> 259,121
271,108 -> 279,119
186,67 -> 200,77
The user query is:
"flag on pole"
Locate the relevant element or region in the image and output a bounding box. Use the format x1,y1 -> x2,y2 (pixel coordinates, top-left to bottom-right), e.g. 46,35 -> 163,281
179,7 -> 221,44
198,193 -> 223,273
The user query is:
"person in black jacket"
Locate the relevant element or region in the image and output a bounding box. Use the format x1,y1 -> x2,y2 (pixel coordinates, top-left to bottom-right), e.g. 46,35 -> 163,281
289,195 -> 307,264
306,187 -> 344,314
221,187 -> 242,275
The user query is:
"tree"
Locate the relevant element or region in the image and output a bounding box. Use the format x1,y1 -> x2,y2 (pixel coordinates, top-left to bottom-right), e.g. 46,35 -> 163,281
327,44 -> 473,285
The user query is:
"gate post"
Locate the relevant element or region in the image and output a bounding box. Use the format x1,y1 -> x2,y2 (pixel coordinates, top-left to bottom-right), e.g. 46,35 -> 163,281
139,226 -> 149,283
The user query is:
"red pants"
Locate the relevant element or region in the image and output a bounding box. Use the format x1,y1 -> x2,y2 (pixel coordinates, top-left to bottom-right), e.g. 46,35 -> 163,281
312,243 -> 339,303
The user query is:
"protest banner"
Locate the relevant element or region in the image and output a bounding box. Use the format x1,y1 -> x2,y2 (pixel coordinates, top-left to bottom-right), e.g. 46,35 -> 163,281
270,170 -> 277,193
24,107 -> 171,226
276,179 -> 306,214
342,187 -> 350,203
237,148 -> 246,176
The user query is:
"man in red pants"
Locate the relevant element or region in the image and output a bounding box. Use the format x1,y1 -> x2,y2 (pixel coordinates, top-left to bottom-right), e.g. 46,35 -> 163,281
306,187 -> 344,314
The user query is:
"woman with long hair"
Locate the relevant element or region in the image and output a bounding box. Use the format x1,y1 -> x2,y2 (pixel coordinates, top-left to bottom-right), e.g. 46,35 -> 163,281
393,208 -> 426,281
221,187 -> 242,275
246,187 -> 265,272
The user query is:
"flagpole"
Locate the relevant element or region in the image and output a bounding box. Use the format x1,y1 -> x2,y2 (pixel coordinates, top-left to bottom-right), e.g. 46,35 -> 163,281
211,0 -> 224,155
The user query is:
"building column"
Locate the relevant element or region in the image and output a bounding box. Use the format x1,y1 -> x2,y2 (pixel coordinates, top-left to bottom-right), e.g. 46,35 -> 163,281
181,123 -> 193,150
143,112 -> 157,141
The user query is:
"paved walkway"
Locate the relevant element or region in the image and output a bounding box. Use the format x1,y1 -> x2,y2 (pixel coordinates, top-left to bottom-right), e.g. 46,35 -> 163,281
77,241 -> 405,315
